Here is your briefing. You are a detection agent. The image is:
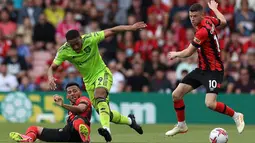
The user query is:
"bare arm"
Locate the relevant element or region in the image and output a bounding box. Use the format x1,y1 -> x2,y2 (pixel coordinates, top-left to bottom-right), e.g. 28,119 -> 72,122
48,63 -> 59,90
168,43 -> 197,59
54,95 -> 88,113
62,104 -> 87,113
208,0 -> 227,27
104,22 -> 147,38
48,63 -> 59,79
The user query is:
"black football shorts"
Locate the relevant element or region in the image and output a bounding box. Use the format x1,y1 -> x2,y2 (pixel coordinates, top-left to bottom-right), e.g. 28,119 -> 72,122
181,68 -> 223,94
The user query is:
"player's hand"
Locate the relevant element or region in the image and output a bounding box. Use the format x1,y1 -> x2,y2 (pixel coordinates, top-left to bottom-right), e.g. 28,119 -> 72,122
208,0 -> 218,11
53,95 -> 63,106
168,51 -> 179,60
130,22 -> 147,31
48,77 -> 57,90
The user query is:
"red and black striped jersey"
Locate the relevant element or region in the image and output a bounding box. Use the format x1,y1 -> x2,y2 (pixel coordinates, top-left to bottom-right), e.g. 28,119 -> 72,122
191,16 -> 224,71
67,96 -> 92,123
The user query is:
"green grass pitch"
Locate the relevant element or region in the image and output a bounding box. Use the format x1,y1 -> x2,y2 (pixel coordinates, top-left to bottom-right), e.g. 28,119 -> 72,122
1,123 -> 254,143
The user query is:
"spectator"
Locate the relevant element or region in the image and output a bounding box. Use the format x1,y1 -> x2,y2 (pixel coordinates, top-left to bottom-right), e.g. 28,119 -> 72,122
33,13 -> 56,44
127,0 -> 147,22
62,66 -> 83,90
126,63 -> 149,92
93,0 -> 111,11
16,17 -> 33,45
134,29 -> 158,61
15,35 -> 31,63
84,20 -> 100,34
246,48 -> 255,80
179,28 -> 194,51
242,32 -> 255,53
235,0 -> 255,11
103,0 -> 127,25
144,49 -> 166,77
219,65 -> 235,94
18,75 -> 36,91
146,12 -> 162,39
0,64 -> 18,92
0,9 -> 17,39
162,30 -> 179,54
4,1 -> 18,22
168,0 -> 190,28
18,0 -> 42,26
56,11 -> 81,44
224,32 -> 243,57
0,29 -> 11,63
234,0 -> 255,36
115,49 -> 132,76
44,0 -> 65,27
150,66 -> 172,93
118,31 -> 135,54
108,60 -> 125,93
233,68 -> 255,94
147,0 -> 169,28
3,46 -> 28,79
175,55 -> 197,81
35,68 -> 50,91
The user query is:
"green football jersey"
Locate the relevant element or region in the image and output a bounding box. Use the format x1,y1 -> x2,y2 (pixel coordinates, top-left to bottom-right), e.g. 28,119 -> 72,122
53,31 -> 106,83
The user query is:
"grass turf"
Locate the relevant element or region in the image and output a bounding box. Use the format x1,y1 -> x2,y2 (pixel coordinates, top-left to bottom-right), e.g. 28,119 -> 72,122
2,123 -> 254,143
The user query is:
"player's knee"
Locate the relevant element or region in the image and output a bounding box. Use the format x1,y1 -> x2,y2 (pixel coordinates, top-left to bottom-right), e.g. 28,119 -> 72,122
94,87 -> 107,98
95,97 -> 106,105
205,100 -> 216,109
172,90 -> 182,101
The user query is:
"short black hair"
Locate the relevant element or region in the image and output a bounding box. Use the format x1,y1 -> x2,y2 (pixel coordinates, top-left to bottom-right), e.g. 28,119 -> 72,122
65,82 -> 81,90
65,29 -> 80,41
189,3 -> 203,12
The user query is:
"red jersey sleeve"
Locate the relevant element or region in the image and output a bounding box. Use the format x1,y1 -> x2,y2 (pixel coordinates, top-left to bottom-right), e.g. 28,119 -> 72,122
205,16 -> 221,27
75,96 -> 91,107
192,28 -> 208,48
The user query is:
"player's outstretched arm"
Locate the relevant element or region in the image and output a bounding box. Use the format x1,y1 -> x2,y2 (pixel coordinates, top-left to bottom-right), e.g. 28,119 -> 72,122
54,95 -> 88,113
208,0 -> 227,27
48,63 -> 59,90
168,43 -> 197,60
104,22 -> 147,38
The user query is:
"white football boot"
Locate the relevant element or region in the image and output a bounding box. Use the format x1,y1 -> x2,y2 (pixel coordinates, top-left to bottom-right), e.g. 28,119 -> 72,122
165,123 -> 188,136
233,112 -> 245,134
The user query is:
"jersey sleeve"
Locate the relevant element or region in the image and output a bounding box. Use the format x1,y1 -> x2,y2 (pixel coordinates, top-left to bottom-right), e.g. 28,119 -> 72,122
76,97 -> 91,106
209,16 -> 221,27
91,31 -> 105,44
192,28 -> 208,48
53,46 -> 67,65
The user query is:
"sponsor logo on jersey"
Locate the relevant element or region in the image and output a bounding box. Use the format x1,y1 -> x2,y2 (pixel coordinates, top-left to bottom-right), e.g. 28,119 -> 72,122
194,37 -> 201,44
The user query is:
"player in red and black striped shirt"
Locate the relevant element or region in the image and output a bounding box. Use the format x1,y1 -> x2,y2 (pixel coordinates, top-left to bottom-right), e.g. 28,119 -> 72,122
9,82 -> 91,143
165,0 -> 245,136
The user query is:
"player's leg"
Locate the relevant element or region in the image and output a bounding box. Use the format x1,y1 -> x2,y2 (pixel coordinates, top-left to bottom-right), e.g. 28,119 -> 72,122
72,116 -> 90,143
37,126 -> 72,142
204,71 -> 245,134
166,69 -> 201,136
165,83 -> 193,136
85,68 -> 112,142
110,110 -> 143,134
9,126 -> 43,142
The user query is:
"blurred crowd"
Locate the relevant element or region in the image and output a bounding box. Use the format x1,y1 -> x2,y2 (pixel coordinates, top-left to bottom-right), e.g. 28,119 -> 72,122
0,0 -> 254,94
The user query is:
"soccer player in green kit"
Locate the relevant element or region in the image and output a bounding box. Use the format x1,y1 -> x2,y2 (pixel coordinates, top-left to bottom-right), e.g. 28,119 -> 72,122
48,22 -> 147,142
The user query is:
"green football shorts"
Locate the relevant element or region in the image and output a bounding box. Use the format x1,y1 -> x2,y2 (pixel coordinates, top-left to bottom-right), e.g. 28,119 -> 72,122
84,67 -> 113,110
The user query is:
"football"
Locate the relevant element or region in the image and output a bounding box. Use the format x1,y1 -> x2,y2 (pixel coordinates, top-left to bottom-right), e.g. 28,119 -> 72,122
1,92 -> 32,123
209,128 -> 228,143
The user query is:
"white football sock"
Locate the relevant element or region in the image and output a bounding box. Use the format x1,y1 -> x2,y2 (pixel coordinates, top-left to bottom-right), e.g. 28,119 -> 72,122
178,121 -> 186,127
232,112 -> 239,119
